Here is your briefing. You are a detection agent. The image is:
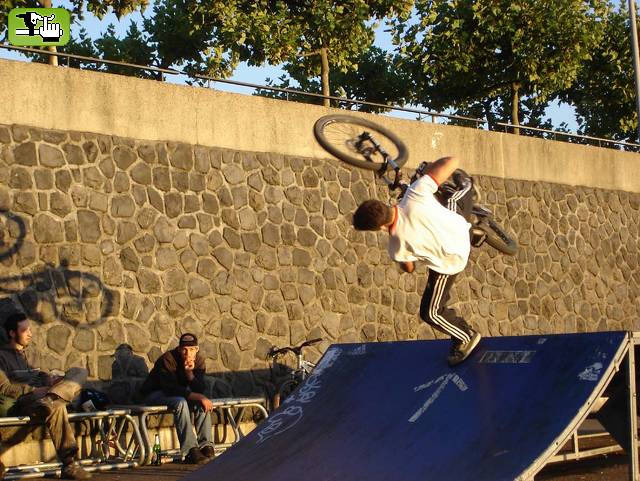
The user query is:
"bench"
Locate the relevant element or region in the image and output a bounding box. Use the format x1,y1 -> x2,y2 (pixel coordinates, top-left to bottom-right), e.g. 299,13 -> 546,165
130,396 -> 269,465
0,409 -> 145,480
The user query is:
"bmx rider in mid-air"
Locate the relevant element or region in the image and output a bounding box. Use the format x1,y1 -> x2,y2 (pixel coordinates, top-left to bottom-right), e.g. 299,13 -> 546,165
352,155 -> 481,366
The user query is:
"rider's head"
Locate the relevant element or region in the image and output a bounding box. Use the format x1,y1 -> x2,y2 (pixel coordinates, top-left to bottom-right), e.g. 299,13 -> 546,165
353,200 -> 394,231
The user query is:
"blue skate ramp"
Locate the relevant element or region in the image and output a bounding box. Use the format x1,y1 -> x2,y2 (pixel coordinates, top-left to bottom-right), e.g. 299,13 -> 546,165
182,332 -> 629,481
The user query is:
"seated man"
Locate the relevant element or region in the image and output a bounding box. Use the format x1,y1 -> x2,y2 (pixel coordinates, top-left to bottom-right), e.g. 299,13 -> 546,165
0,313 -> 90,480
140,333 -> 215,464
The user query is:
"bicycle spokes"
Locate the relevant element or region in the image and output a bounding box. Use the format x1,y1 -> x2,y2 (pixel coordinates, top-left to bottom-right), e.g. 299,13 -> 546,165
320,121 -> 402,166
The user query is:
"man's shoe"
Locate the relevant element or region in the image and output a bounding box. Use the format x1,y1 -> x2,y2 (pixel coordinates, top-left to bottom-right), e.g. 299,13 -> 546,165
184,447 -> 208,465
61,463 -> 92,480
447,331 -> 482,366
27,395 -> 54,418
200,445 -> 215,459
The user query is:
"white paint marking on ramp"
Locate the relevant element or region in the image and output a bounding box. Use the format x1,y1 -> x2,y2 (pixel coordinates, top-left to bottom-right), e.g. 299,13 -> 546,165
578,362 -> 603,381
409,373 -> 467,423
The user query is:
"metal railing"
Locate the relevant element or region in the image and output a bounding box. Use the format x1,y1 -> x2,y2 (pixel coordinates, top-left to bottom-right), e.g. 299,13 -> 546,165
496,122 -> 640,150
1,42 -> 638,151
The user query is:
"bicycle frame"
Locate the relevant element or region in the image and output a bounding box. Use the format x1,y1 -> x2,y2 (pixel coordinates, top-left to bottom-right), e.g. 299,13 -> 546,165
354,131 -> 405,192
268,339 -> 321,408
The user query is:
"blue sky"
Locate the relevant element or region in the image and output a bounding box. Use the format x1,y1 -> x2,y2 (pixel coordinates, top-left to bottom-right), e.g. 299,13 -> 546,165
1,1 -> 579,130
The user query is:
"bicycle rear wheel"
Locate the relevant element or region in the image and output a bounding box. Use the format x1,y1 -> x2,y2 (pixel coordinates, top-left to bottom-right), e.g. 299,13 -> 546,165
477,219 -> 518,256
314,114 -> 409,171
273,380 -> 298,409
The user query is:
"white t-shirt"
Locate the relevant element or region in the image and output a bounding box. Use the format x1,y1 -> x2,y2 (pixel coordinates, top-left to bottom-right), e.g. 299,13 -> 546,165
387,175 -> 471,275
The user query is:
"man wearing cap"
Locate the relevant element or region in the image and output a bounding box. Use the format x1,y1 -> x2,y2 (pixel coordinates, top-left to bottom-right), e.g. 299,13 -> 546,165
140,333 -> 215,464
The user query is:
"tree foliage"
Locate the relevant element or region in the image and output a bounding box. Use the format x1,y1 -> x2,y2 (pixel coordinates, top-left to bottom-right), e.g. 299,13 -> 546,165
561,7 -> 638,141
255,46 -> 412,112
179,0 -> 413,102
0,0 -> 147,39
392,0 -> 609,129
50,0 -> 241,79
31,0 -> 411,96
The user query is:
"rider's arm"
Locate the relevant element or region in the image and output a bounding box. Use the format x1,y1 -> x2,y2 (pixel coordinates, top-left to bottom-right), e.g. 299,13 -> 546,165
424,156 -> 459,186
399,261 -> 414,273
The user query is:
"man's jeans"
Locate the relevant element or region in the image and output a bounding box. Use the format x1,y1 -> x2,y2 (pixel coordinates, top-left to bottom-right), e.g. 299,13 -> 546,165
144,391 -> 214,456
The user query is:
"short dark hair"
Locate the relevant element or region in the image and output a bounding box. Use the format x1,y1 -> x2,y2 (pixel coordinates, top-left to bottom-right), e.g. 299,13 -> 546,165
353,200 -> 393,231
4,312 -> 27,339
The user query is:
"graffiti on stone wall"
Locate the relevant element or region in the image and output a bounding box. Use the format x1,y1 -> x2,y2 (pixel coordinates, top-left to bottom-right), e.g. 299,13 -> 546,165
0,210 -> 114,329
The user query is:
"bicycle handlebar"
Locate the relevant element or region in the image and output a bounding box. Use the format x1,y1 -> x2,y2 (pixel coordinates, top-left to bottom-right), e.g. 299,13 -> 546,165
268,338 -> 322,358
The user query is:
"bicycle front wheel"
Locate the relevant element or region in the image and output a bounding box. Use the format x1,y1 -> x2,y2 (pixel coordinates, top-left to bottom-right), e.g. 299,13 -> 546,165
314,114 -> 409,171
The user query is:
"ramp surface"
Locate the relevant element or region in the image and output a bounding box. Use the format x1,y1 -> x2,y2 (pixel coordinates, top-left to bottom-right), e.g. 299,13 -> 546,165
183,332 -> 628,481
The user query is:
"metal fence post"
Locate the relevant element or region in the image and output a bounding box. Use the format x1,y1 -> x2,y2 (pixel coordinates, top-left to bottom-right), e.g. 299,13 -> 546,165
628,335 -> 638,481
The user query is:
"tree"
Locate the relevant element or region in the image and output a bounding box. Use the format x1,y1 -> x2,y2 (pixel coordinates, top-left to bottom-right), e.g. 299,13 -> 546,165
39,0 -> 241,80
392,0 -> 609,131
0,0 -> 147,38
54,1 -> 413,103
255,46 -> 413,112
561,7 -> 638,142
198,0 -> 413,106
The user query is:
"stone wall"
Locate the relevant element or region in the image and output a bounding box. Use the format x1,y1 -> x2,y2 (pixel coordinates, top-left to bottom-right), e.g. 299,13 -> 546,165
1,122 -> 640,397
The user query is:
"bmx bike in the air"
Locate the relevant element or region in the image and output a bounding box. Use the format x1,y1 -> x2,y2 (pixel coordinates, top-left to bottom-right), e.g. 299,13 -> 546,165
313,114 -> 518,256
268,338 -> 322,409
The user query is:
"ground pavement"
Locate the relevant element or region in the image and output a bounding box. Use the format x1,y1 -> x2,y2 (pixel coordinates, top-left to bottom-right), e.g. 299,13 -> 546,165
89,455 -> 631,481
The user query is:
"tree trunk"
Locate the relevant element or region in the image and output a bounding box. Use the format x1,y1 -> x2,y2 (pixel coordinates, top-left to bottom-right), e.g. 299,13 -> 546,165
511,82 -> 520,135
483,99 -> 495,130
40,0 -> 58,66
320,47 -> 330,107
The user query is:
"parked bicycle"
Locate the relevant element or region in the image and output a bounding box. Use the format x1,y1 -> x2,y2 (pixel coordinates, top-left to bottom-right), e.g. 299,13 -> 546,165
268,338 -> 322,409
313,114 -> 518,255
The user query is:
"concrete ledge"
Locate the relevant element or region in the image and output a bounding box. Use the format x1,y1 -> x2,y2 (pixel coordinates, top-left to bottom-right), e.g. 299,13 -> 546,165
1,58 -> 639,192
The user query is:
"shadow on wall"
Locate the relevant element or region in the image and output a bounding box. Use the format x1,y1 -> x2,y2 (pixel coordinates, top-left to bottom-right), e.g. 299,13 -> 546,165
108,343 -> 150,404
0,211 -> 115,339
105,342 -> 277,404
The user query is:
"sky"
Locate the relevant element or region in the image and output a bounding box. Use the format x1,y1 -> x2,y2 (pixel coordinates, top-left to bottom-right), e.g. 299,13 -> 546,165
0,1 -> 579,130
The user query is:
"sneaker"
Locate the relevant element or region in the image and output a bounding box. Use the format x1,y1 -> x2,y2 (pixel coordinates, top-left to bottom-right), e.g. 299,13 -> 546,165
61,463 -> 92,480
200,445 -> 216,459
447,330 -> 482,366
184,447 -> 208,465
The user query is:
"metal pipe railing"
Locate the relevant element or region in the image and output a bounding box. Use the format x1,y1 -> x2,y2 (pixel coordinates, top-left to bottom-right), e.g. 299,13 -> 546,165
1,42 -> 639,151
496,122 -> 639,150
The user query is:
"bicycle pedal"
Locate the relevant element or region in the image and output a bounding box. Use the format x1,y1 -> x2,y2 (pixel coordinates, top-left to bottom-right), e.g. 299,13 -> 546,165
471,228 -> 487,247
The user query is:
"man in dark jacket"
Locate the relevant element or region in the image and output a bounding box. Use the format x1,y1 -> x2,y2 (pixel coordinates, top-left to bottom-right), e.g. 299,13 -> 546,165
0,313 -> 90,480
140,333 -> 215,464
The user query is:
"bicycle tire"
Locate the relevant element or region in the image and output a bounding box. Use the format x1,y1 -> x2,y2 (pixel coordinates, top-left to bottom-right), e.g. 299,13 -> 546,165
478,219 -> 518,256
314,114 -> 409,171
273,380 -> 298,409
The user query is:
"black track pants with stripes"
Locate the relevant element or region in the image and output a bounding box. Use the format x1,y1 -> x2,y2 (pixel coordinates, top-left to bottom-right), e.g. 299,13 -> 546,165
419,177 -> 475,343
